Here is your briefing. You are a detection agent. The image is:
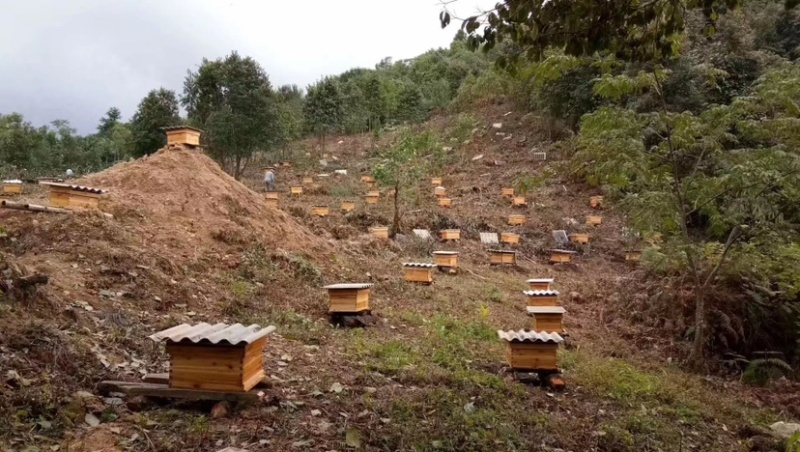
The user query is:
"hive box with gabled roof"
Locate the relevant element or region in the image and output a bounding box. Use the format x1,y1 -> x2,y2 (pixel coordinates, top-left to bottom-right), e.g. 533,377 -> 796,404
432,251 -> 459,269
40,182 -> 106,210
323,283 -> 374,313
403,262 -> 435,284
149,322 -> 276,393
498,330 -> 564,371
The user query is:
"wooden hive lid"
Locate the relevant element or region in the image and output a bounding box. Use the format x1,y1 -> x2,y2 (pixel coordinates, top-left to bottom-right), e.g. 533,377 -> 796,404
497,330 -> 564,343
523,290 -> 560,297
402,262 -> 436,268
526,278 -> 554,283
526,306 -> 566,315
323,283 -> 374,290
432,251 -> 459,255
149,322 -> 275,345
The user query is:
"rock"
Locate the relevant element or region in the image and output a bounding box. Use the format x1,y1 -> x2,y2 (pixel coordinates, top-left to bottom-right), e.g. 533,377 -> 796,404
211,401 -> 229,419
769,421 -> 800,439
570,292 -> 581,302
492,123 -> 503,129
126,396 -> 148,412
329,382 -> 344,393
311,409 -> 321,416
471,154 -> 484,161
84,413 -> 101,427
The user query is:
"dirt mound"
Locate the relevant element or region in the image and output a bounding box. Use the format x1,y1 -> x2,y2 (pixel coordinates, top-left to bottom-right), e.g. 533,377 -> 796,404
78,148 -> 329,255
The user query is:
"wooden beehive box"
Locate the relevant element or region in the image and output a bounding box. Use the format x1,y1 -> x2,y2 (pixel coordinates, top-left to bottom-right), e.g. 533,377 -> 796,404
586,215 -> 602,226
569,233 -> 590,245
440,229 -> 461,241
302,176 -> 314,185
164,126 -> 201,147
511,196 -> 527,207
508,214 -> 526,226
490,249 -> 517,265
434,186 -> 446,197
360,175 -> 374,184
438,197 -> 452,208
290,186 -> 303,196
501,187 -> 514,197
500,232 -> 520,244
431,177 -> 442,186
498,330 -> 564,371
265,192 -> 279,200
626,250 -> 642,262
589,195 -> 604,209
432,251 -> 459,268
526,306 -> 566,334
527,278 -> 554,291
550,249 -> 576,264
149,323 -> 276,392
403,263 -> 435,284
365,191 -> 380,204
2,182 -> 22,195
341,201 -> 356,212
324,283 -> 374,313
42,182 -> 105,209
523,290 -> 560,307
369,226 -> 389,239
311,206 -> 329,217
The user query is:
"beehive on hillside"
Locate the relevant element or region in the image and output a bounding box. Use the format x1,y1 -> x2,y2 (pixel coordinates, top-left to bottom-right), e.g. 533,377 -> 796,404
526,306 -> 566,334
365,191 -> 379,204
311,206 -> 329,217
527,278 -> 554,291
403,263 -> 435,284
164,126 -> 202,147
432,251 -> 459,269
369,226 -> 389,239
590,195 -> 604,209
569,233 -> 590,245
41,182 -> 106,209
490,249 -> 517,266
523,290 -> 559,307
511,196 -> 527,207
2,180 -> 22,195
341,201 -> 356,212
361,175 -> 374,184
501,188 -> 514,197
431,177 -> 442,186
498,330 -> 564,371
550,249 -> 577,264
440,229 -> 461,241
302,176 -> 313,185
626,250 -> 642,262
434,186 -> 446,197
508,214 -> 526,226
148,322 -> 276,392
586,215 -> 602,226
438,197 -> 452,208
500,232 -> 520,244
324,283 -> 374,313
290,186 -> 303,196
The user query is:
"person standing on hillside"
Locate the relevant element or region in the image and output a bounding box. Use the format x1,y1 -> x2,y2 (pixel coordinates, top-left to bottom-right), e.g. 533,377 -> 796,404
263,166 -> 276,192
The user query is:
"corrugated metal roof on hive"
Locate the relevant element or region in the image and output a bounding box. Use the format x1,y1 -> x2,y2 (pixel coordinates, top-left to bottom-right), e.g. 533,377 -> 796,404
480,232 -> 499,244
497,330 -> 564,343
432,251 -> 459,255
523,290 -> 560,296
39,182 -> 107,194
402,262 -> 436,268
323,283 -> 374,290
149,322 -> 276,345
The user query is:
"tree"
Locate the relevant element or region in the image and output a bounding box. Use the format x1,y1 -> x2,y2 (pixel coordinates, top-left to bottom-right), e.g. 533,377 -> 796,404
130,88 -> 180,157
96,107 -> 122,137
303,78 -> 343,153
182,52 -> 280,179
373,129 -> 440,237
275,84 -> 305,159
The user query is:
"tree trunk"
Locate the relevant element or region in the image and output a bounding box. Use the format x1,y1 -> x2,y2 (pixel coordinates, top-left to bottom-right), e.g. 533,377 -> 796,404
391,182 -> 400,238
234,154 -> 242,180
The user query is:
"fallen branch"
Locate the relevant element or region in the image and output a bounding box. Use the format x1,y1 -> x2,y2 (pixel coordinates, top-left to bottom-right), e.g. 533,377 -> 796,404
1,200 -> 72,214
14,274 -> 49,289
462,265 -> 489,280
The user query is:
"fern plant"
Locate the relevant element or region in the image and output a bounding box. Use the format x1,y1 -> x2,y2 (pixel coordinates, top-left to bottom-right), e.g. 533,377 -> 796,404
742,358 -> 794,386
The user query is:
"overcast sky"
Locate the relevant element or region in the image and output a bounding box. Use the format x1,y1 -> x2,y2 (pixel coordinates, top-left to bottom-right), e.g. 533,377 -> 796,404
0,0 -> 496,134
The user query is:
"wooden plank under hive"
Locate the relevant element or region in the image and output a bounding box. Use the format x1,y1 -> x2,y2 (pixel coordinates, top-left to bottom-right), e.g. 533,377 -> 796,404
508,214 -> 525,226
500,232 -> 520,244
431,177 -> 442,186
526,306 -> 566,334
290,186 -> 303,196
511,196 -> 527,207
440,229 -> 460,241
527,278 -> 554,291
501,187 -> 514,197
569,233 -> 589,245
432,251 -> 459,269
498,330 -> 564,372
434,186 -> 446,197
311,206 -> 330,217
403,263 -> 435,284
369,226 -> 389,239
489,250 -> 517,265
438,197 -> 452,208
523,290 -> 560,307
323,283 -> 374,313
341,201 -> 355,212
586,215 -> 602,226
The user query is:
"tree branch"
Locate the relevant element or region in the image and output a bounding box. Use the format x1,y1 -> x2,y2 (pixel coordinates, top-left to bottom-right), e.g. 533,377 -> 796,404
702,225 -> 742,288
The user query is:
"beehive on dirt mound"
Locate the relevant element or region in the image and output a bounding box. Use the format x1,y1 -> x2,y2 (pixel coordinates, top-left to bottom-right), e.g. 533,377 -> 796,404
78,148 -> 327,254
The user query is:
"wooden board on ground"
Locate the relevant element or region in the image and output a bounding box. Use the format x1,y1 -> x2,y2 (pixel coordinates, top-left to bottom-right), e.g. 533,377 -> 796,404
98,380 -> 264,402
